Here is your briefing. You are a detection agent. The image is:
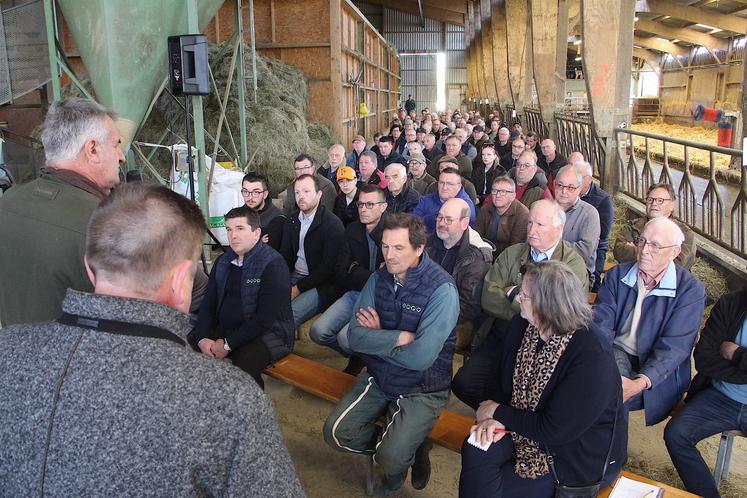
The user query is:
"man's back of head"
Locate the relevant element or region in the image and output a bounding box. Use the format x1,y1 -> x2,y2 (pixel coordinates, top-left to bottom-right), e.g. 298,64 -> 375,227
86,183 -> 207,313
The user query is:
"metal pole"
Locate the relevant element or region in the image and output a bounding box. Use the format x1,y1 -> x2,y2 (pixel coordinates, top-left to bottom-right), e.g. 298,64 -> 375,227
249,0 -> 258,104
187,0 -> 208,219
43,0 -> 60,100
236,0 -> 249,165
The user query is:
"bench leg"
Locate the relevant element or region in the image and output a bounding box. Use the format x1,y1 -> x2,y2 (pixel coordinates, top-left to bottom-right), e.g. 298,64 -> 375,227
713,432 -> 735,489
366,455 -> 375,496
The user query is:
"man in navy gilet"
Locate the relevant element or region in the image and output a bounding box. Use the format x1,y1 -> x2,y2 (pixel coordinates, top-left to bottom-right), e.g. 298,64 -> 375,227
190,206 -> 295,389
323,213 -> 459,496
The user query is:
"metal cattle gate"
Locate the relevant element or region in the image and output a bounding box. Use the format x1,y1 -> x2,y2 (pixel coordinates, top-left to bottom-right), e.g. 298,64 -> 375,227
554,111 -> 606,181
614,127 -> 746,258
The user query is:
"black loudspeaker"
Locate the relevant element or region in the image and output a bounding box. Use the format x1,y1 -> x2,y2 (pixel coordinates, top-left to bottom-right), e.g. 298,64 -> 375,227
168,34 -> 210,96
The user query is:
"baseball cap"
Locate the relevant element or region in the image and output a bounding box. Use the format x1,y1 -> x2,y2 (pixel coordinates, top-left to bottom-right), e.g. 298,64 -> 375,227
336,166 -> 357,181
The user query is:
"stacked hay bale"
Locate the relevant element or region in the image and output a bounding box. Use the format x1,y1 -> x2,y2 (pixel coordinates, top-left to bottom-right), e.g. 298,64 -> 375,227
138,44 -> 337,195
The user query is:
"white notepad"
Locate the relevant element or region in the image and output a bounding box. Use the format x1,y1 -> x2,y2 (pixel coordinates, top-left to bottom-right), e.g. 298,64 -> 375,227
608,475 -> 663,498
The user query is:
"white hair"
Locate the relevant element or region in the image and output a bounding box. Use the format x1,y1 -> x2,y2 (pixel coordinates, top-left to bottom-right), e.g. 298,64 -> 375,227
41,97 -> 117,163
384,163 -> 407,177
531,199 -> 567,227
556,164 -> 584,185
644,217 -> 686,246
574,161 -> 593,178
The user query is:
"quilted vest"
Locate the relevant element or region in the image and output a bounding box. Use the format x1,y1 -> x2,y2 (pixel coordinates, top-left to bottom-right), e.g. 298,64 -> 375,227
362,253 -> 456,396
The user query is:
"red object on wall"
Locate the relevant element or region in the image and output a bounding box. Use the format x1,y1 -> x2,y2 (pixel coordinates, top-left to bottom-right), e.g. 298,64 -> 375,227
694,104 -> 724,123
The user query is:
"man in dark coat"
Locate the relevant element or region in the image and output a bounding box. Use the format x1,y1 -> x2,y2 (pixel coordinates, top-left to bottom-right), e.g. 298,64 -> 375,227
0,183 -> 303,496
241,172 -> 285,250
665,288 -> 747,498
384,162 -> 420,213
283,153 -> 336,215
375,135 -> 405,171
426,198 -> 493,352
190,206 -> 294,388
280,174 -> 345,328
310,185 -> 388,374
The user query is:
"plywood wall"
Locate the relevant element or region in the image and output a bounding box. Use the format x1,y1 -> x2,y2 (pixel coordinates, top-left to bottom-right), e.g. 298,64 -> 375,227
660,64 -> 742,126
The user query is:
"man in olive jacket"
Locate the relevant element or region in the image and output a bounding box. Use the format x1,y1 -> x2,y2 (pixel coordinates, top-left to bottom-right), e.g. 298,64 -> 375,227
0,97 -> 124,326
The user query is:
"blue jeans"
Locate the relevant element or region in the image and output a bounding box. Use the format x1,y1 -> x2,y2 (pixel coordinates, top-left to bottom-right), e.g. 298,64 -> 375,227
323,374 -> 448,494
309,290 -> 358,356
664,386 -> 747,498
290,271 -> 320,327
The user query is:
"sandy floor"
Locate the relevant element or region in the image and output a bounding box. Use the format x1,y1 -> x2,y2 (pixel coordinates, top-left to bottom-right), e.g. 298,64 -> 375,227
265,326 -> 747,498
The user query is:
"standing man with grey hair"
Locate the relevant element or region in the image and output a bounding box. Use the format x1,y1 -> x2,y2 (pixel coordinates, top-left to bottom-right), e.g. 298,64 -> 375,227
553,164 -> 601,287
0,97 -> 124,326
0,184 -> 304,495
595,217 -> 706,426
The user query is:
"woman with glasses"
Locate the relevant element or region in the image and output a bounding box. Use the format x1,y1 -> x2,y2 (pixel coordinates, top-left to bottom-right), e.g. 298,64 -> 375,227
459,261 -> 626,497
612,182 -> 696,269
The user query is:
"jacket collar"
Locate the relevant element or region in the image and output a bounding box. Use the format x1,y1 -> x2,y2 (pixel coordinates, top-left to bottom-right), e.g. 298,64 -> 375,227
61,289 -> 193,341
621,261 -> 678,298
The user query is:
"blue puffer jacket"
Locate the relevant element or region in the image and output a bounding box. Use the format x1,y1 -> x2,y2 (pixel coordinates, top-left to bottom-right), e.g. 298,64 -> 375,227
359,254 -> 457,396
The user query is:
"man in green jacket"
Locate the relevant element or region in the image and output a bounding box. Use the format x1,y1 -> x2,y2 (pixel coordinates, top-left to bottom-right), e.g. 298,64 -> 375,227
475,199 -> 588,346
0,97 -> 124,326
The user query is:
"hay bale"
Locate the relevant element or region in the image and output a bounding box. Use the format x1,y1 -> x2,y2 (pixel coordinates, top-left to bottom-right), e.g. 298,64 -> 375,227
136,44 -> 337,195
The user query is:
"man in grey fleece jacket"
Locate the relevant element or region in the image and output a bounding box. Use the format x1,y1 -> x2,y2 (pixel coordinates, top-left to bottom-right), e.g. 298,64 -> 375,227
0,184 -> 304,497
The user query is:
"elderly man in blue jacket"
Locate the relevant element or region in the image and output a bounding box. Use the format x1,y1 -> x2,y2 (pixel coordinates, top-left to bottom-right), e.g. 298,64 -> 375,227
594,216 -> 706,426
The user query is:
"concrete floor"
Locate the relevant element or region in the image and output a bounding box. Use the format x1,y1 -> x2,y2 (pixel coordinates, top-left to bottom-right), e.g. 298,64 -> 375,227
265,327 -> 747,498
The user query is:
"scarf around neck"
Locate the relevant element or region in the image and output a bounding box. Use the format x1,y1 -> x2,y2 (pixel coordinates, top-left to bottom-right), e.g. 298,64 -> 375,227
510,324 -> 574,479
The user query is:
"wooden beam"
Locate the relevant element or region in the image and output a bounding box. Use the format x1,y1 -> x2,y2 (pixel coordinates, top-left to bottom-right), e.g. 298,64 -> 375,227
420,0 -> 467,14
506,0 -> 532,110
363,0 -> 464,24
635,18 -> 727,51
582,0 -> 635,191
633,34 -> 687,57
491,1 -> 510,105
637,0 -> 747,34
633,47 -> 661,66
480,0 -> 496,101
530,0 -> 561,135
473,0 -> 489,99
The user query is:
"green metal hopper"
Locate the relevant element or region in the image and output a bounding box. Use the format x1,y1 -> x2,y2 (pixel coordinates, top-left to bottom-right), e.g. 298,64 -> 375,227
57,0 -> 223,143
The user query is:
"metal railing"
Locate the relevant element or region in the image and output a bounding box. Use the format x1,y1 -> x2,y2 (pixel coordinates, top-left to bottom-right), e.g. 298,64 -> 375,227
523,106 -> 548,141
554,111 -> 606,180
503,104 -> 518,127
614,127 -> 746,258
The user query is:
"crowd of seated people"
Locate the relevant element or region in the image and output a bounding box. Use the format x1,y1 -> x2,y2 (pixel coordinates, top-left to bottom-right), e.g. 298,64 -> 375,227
3,99 -> 735,498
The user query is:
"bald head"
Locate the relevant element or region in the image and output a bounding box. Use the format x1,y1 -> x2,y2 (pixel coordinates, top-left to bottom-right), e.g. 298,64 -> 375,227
568,151 -> 585,164
436,197 -> 471,248
540,139 -> 556,160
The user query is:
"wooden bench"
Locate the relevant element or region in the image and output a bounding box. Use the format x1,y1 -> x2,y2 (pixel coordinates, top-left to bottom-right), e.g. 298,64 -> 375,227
265,353 -> 472,452
266,354 -> 697,496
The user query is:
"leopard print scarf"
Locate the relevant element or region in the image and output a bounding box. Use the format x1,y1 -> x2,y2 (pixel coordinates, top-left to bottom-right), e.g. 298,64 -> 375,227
510,324 -> 574,479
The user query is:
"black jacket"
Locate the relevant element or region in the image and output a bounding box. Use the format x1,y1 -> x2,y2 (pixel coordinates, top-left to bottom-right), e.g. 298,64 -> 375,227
385,185 -> 420,213
538,152 -> 568,177
471,160 -> 507,201
335,215 -> 387,292
257,201 -> 285,251
376,151 -> 405,172
279,205 -> 345,308
488,316 -> 627,487
333,190 -> 360,226
688,288 -> 747,399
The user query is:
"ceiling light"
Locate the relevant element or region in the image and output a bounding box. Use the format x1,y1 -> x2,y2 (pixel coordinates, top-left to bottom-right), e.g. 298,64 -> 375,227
575,56 -> 582,61
656,37 -> 670,43
634,16 -> 639,21
695,23 -> 717,30
672,39 -> 680,43
573,39 -> 582,45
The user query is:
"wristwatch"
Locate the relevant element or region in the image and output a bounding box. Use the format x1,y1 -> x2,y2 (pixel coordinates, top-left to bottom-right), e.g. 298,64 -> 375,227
223,339 -> 231,352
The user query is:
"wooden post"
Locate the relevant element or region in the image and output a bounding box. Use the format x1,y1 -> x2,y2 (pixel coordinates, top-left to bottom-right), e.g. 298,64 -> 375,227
581,0 -> 635,192
491,1 -> 509,110
529,0 -> 560,138
330,0 -> 343,142
473,1 -> 488,104
554,0 -> 569,135
480,0 -> 496,107
505,0 -> 531,115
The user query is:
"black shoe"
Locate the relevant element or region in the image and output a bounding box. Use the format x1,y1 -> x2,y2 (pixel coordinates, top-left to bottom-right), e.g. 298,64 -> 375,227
342,355 -> 365,376
411,440 -> 433,490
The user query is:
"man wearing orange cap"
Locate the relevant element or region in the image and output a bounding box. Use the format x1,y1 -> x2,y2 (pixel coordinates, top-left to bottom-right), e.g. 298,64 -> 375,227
333,166 -> 360,226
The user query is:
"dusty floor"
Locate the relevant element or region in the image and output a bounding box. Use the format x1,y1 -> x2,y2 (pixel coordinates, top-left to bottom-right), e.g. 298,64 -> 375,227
265,326 -> 747,498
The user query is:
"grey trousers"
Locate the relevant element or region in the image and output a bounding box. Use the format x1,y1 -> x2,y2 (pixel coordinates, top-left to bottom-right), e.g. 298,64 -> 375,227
323,374 -> 448,492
